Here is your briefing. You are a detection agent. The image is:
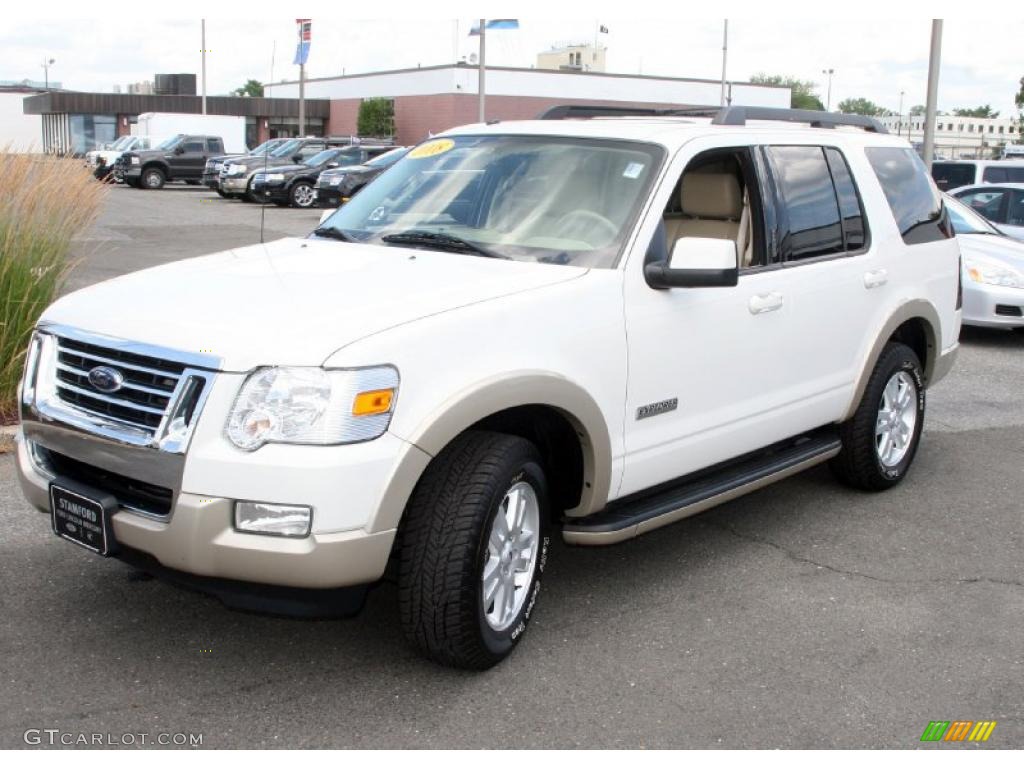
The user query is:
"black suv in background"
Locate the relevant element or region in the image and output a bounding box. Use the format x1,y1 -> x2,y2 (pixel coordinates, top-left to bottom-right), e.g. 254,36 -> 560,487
315,146 -> 409,208
121,135 -> 225,189
220,137 -> 393,201
251,144 -> 399,208
202,138 -> 287,196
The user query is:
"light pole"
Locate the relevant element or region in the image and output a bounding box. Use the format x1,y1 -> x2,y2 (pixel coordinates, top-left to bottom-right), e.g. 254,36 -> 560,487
42,58 -> 55,90
898,90 -> 905,138
822,68 -> 834,111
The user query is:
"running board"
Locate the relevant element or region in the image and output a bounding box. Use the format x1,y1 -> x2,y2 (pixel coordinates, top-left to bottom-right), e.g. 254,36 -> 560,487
563,428 -> 841,546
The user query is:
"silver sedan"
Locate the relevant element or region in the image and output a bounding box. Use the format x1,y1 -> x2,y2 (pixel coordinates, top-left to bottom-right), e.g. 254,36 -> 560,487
946,194 -> 1024,329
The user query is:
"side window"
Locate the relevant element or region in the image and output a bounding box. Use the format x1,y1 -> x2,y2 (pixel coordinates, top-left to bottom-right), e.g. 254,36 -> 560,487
206,138 -> 223,153
299,145 -> 324,161
984,166 -> 1024,184
930,162 -> 975,191
824,148 -> 867,251
765,145 -> 844,261
1008,191 -> 1024,226
181,140 -> 205,153
955,189 -> 1006,223
866,147 -> 950,245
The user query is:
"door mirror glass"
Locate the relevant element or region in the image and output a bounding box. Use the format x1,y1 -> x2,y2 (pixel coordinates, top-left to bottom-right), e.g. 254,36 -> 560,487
174,145 -> 185,155
646,237 -> 739,289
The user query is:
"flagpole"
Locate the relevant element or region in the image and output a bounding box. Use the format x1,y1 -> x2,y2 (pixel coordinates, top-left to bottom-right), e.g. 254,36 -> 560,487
478,19 -> 486,122
201,19 -> 207,115
298,21 -> 306,136
720,19 -> 728,107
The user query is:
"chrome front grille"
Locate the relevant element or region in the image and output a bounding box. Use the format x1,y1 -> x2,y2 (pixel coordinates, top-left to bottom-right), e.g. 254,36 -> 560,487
53,336 -> 187,433
23,324 -> 219,454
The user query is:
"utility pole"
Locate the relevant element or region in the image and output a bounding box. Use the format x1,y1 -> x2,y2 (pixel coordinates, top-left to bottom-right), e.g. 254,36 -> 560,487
822,68 -> 834,111
42,58 -> 55,90
201,19 -> 207,114
478,19 -> 486,122
720,20 -> 728,107
923,20 -> 943,169
898,90 -> 905,138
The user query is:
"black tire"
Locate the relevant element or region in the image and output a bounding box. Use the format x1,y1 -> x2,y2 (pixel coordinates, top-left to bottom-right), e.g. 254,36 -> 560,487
245,179 -> 263,203
830,342 -> 925,491
125,177 -> 140,188
141,166 -> 165,190
185,179 -> 200,186
289,181 -> 316,208
398,431 -> 551,670
215,188 -> 228,198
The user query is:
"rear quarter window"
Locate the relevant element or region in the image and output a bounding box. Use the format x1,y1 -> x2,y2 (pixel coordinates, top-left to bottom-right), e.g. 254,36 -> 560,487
866,147 -> 951,245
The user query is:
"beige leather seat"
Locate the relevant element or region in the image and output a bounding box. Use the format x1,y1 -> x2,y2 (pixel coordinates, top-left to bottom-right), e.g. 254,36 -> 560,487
664,172 -> 743,246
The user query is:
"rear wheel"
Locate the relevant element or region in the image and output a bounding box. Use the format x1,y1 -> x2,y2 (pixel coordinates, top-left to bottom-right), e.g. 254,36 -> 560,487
831,342 -> 925,491
398,431 -> 550,669
289,181 -> 316,208
141,167 -> 165,190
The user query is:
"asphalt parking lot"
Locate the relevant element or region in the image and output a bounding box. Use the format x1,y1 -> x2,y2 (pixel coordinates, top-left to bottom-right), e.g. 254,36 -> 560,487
2,184 -> 1022,748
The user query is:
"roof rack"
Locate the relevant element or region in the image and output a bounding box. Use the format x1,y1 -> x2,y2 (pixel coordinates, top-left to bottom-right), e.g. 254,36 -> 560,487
537,104 -> 888,134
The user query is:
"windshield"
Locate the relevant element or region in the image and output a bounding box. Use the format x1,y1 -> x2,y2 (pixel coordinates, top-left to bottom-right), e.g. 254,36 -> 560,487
270,139 -> 303,158
945,195 -> 1001,236
248,139 -> 276,155
305,148 -> 342,167
319,135 -> 663,268
157,135 -> 183,151
109,136 -> 133,151
366,147 -> 409,168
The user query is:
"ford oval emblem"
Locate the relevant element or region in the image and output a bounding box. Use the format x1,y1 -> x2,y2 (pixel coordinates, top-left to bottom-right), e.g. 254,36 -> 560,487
87,365 -> 124,393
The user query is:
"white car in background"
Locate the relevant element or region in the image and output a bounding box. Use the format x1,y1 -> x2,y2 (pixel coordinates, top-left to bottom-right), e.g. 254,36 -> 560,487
84,135 -> 163,173
948,182 -> 1024,241
946,194 -> 1024,329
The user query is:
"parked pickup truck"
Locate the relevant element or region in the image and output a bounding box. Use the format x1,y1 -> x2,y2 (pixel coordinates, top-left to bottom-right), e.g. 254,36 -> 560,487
16,106 -> 960,670
121,134 -> 226,189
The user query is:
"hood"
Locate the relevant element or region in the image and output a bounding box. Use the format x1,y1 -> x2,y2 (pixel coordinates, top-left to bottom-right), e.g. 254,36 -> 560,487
322,163 -> 372,178
40,237 -> 587,371
233,155 -> 296,170
259,163 -> 309,175
958,233 -> 1024,270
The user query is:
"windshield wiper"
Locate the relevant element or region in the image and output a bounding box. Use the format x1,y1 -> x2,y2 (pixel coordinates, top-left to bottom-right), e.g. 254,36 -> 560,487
380,230 -> 510,259
312,226 -> 358,242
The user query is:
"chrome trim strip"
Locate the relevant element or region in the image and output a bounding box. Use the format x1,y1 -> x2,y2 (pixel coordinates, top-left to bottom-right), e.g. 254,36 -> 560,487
54,381 -> 168,416
56,347 -> 186,380
39,321 -> 220,371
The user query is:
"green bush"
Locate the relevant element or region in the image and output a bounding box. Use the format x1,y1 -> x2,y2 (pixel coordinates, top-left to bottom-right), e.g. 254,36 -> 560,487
357,98 -> 395,137
0,149 -> 106,422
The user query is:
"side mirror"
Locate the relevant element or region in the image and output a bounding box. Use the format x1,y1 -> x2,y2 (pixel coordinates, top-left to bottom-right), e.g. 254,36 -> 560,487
326,161 -> 339,169
293,154 -> 303,163
645,237 -> 739,289
174,145 -> 185,155
318,209 -> 336,225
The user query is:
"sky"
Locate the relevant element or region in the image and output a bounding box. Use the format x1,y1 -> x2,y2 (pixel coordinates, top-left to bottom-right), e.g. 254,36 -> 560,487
1,17 -> 1021,118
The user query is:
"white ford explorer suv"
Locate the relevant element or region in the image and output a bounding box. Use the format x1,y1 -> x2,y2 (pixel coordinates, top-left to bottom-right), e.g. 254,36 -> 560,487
16,106 -> 961,669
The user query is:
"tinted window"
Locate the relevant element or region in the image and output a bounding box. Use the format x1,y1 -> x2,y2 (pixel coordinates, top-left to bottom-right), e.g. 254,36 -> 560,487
206,138 -> 223,152
824,148 -> 867,251
1007,190 -> 1024,226
930,162 -> 975,191
955,189 -> 1006,222
766,146 -> 844,260
182,140 -> 204,153
866,147 -> 949,245
982,165 -> 1024,183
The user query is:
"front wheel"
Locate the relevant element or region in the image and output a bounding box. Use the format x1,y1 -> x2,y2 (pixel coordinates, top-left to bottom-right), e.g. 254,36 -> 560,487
141,167 -> 165,190
831,342 -> 925,491
398,431 -> 550,669
289,181 -> 316,208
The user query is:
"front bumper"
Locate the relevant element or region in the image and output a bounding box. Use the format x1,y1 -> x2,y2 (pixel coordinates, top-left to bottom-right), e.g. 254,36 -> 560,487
962,281 -> 1024,328
201,171 -> 220,189
220,175 -> 252,193
315,184 -> 347,208
250,179 -> 288,203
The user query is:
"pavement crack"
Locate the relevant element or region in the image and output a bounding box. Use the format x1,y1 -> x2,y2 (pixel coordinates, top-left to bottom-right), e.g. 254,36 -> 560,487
707,521 -> 1023,589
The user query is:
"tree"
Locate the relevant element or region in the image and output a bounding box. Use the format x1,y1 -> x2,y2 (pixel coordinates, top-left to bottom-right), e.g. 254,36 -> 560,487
953,105 -> 999,118
1015,77 -> 1024,135
749,73 -> 824,111
357,98 -> 395,137
231,79 -> 263,97
909,104 -> 926,116
837,97 -> 885,116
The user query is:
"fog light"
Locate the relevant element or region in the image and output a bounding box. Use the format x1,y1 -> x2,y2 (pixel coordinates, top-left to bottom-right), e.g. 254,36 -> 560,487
234,502 -> 312,538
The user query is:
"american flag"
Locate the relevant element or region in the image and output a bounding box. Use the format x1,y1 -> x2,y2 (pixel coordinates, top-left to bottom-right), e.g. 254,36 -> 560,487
296,19 -> 311,41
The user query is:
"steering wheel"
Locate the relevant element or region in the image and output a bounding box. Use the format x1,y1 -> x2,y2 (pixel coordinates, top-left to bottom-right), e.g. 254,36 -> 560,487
553,209 -> 619,245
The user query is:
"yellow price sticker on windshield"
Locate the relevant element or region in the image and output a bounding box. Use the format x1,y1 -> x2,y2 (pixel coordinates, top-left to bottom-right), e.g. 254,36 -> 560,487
409,138 -> 455,159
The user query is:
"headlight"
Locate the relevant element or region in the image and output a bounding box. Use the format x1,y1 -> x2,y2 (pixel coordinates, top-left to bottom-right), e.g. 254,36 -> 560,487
329,175 -> 345,186
130,156 -> 140,165
226,366 -> 399,451
266,173 -> 285,182
225,164 -> 245,176
964,257 -> 1024,288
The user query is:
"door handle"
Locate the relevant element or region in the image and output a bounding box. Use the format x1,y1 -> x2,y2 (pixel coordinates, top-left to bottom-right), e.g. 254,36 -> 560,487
863,268 -> 889,289
748,292 -> 784,315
